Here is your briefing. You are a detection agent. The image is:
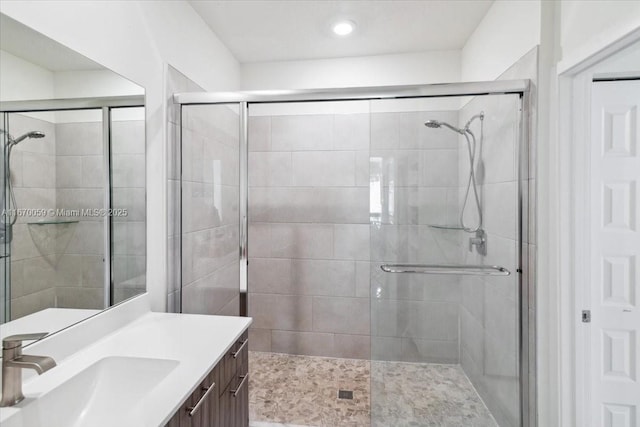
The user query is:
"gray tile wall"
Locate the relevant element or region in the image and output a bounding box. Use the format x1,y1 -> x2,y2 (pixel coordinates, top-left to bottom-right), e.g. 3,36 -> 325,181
111,118 -> 146,304
54,120 -> 105,310
7,112 -> 146,319
369,108 -> 463,364
248,107 -> 462,362
166,65 -> 205,313
458,48 -> 538,427
7,113 -> 57,319
248,111 -> 372,359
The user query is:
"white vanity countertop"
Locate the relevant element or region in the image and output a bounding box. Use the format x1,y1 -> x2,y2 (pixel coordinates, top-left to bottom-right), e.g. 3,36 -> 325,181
0,308 -> 100,341
0,306 -> 252,427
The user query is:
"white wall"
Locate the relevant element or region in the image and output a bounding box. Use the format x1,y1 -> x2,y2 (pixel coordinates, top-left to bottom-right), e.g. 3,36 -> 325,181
461,0 -> 541,81
0,50 -> 54,101
241,50 -> 460,90
54,70 -> 146,123
242,0 -> 546,90
1,55 -> 145,123
0,55 -> 144,102
53,70 -> 144,98
559,0 -> 640,72
0,0 -> 241,312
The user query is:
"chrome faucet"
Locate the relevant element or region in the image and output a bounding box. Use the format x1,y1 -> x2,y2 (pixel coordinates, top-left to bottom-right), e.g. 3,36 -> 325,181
1,333 -> 56,407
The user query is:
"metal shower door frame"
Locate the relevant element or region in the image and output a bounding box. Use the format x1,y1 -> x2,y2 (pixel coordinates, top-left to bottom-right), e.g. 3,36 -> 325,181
173,79 -> 533,427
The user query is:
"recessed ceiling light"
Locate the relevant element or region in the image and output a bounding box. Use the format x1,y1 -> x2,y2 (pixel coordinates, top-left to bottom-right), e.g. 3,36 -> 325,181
332,20 -> 355,37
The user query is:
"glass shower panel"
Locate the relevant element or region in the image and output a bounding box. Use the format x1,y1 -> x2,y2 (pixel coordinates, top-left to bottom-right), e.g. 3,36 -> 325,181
180,103 -> 241,316
369,94 -> 522,426
111,107 -> 146,304
1,113 -> 9,321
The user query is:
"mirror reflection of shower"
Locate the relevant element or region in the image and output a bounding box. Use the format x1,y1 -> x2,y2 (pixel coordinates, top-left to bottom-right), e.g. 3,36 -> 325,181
424,113 -> 487,255
1,129 -> 46,244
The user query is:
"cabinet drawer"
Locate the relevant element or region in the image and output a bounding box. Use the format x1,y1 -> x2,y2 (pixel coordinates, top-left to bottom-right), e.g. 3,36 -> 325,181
220,331 -> 249,395
164,330 -> 249,427
165,364 -> 219,427
221,364 -> 250,427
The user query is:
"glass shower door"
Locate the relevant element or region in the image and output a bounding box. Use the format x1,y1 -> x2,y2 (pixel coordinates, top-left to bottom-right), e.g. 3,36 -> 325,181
369,94 -> 522,427
180,103 -> 242,316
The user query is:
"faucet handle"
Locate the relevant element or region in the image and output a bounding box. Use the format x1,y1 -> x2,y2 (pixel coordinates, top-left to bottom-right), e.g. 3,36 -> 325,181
3,332 -> 49,349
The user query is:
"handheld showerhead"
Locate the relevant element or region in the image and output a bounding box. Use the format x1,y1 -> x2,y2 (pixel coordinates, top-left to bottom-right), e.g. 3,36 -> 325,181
424,112 -> 485,234
424,120 -> 464,134
11,131 -> 45,145
1,129 -> 46,229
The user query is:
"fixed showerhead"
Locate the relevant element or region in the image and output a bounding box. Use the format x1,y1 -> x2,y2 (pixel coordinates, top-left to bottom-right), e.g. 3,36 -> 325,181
12,131 -> 45,145
424,120 -> 464,134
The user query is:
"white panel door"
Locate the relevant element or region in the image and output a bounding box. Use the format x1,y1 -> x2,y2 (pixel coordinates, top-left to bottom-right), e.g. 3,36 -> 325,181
590,80 -> 640,427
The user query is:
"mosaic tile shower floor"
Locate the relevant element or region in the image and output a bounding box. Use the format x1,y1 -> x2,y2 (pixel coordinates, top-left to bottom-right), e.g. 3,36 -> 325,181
249,351 -> 498,427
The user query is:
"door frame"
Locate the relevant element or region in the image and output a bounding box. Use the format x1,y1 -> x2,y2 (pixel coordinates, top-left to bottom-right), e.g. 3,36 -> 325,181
555,28 -> 640,427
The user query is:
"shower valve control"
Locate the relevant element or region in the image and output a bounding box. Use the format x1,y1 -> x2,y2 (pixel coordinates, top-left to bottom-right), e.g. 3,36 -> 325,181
469,229 -> 487,256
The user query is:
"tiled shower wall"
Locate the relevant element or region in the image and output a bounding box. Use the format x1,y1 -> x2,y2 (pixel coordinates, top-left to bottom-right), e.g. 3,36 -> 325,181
247,109 -> 371,359
7,112 -> 145,319
56,117 -> 146,308
247,105 -> 463,362
458,48 -> 538,427
55,119 -> 105,309
111,117 -> 146,303
7,113 -> 57,318
166,65 -> 204,313
458,94 -> 520,427
369,107 -> 463,364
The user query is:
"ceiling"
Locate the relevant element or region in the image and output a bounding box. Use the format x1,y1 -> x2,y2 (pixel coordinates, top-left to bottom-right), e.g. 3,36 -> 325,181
0,13 -> 102,71
189,0 -> 494,63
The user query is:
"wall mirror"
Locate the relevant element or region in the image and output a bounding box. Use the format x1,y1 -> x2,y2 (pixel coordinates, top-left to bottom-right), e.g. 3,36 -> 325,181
0,13 -> 146,344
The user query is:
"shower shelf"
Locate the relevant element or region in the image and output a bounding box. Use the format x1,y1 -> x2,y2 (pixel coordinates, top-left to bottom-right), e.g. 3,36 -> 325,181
380,264 -> 510,276
428,224 -> 465,230
27,219 -> 79,226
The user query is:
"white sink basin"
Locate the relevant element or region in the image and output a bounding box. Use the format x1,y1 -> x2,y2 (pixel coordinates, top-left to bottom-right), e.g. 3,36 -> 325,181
3,356 -> 179,427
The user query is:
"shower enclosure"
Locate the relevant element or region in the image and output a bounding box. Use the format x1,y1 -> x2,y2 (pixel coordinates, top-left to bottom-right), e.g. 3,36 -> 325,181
173,80 -> 533,427
0,96 -> 146,323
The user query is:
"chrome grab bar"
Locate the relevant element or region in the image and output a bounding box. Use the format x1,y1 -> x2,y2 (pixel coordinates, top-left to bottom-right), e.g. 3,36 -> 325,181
380,264 -> 510,276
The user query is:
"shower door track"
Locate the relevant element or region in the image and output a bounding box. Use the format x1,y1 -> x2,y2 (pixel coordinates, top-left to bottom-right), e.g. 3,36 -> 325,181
174,80 -> 529,104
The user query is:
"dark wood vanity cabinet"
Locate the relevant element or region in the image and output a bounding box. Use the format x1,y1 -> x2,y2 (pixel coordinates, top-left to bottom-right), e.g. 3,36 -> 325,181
165,331 -> 249,427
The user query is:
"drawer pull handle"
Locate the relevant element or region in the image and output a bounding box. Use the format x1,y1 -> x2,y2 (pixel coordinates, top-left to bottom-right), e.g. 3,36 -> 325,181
231,374 -> 249,397
232,339 -> 248,358
186,382 -> 216,417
